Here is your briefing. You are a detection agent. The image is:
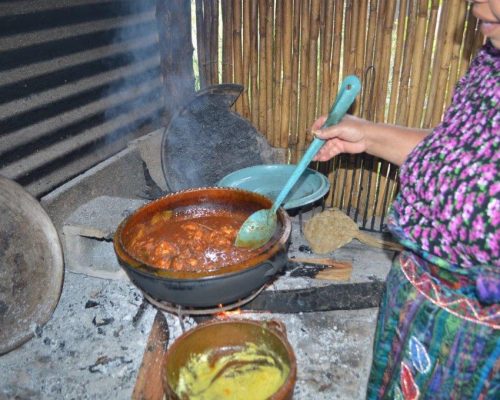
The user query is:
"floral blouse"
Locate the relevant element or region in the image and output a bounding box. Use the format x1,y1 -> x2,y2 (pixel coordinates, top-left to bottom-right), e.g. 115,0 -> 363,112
389,41 -> 499,304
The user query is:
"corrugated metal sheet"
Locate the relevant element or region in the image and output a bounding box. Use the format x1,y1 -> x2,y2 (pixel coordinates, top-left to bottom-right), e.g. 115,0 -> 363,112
0,0 -> 165,197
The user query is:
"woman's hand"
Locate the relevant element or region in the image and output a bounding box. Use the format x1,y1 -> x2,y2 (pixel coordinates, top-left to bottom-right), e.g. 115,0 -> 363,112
311,115 -> 430,166
312,115 -> 369,161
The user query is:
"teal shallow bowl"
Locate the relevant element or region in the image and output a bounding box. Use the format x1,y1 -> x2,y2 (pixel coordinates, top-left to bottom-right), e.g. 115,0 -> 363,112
217,164 -> 330,210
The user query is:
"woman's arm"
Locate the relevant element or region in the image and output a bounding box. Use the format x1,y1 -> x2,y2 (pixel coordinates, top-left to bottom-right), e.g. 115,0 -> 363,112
312,115 -> 431,166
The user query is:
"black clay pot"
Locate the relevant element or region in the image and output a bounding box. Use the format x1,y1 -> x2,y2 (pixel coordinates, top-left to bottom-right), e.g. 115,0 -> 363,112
113,187 -> 291,308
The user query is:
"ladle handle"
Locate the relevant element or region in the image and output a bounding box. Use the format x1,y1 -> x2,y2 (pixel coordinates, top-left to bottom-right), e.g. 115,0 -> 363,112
270,75 -> 361,213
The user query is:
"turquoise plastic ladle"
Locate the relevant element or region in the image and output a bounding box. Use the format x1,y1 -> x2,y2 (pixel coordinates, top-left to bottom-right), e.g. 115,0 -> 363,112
235,75 -> 362,249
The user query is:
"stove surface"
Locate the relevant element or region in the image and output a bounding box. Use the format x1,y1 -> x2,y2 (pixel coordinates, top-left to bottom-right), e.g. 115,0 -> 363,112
0,138 -> 394,399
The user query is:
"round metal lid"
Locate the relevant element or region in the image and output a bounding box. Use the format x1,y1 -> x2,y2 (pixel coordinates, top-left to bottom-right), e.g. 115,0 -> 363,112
217,164 -> 330,209
0,175 -> 64,355
161,84 -> 276,191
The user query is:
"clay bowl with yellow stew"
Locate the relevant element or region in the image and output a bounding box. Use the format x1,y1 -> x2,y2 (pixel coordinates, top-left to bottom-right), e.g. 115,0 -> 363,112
163,319 -> 297,400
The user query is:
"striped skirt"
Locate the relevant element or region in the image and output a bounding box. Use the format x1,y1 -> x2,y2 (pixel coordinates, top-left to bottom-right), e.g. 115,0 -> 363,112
366,252 -> 500,400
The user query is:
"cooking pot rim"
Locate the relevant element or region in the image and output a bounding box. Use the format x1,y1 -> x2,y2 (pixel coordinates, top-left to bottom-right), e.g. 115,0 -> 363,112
114,186 -> 291,280
162,318 -> 298,399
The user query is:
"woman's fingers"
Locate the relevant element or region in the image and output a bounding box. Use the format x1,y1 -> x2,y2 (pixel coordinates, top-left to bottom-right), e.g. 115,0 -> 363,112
311,115 -> 328,131
313,139 -> 343,161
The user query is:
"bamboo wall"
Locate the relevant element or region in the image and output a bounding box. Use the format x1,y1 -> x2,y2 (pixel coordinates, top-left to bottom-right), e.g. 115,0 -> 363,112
194,0 -> 483,230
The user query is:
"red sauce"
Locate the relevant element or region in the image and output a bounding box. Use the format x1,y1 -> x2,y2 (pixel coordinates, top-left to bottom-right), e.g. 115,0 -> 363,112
126,209 -> 254,272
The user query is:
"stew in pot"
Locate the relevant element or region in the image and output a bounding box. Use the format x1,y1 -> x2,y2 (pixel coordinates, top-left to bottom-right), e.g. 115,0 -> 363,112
126,209 -> 254,272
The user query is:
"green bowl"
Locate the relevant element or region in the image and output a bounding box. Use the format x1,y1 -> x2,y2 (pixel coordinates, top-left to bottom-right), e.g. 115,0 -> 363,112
217,164 -> 330,210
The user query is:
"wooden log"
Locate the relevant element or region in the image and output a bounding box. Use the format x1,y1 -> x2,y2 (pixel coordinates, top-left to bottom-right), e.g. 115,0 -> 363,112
132,311 -> 169,400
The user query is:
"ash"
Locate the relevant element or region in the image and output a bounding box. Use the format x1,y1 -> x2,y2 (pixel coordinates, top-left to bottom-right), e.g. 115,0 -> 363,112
0,272 -> 190,400
188,310 -> 378,400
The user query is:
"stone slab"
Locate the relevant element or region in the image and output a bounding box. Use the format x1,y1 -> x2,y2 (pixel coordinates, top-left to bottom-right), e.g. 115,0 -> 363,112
62,196 -> 147,280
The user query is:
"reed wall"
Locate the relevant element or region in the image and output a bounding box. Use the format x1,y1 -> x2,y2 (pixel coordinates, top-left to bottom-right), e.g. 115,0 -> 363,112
194,0 -> 483,229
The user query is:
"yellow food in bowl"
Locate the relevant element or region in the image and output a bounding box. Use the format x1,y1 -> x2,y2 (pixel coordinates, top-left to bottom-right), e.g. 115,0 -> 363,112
174,342 -> 290,400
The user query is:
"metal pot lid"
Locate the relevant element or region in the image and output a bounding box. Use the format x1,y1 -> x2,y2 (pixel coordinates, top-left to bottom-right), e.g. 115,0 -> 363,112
161,84 -> 276,191
217,164 -> 330,209
0,175 -> 64,355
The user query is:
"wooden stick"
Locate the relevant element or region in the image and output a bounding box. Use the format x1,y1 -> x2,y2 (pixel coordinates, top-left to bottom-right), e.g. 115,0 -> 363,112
258,0 -> 268,134
459,5 -> 479,78
232,0 -> 243,114
371,0 -> 387,122
431,0 -> 461,126
264,0 -> 274,142
352,0 -> 367,117
211,0 -> 220,84
289,0 -> 302,163
288,257 -> 353,282
195,0 -> 206,88
413,0 -> 439,128
361,0 -> 379,120
319,0 -> 335,116
250,0 -> 259,128
132,311 -> 169,400
423,1 -> 449,127
397,0 -> 418,126
407,1 -> 429,127
222,0 -> 234,83
288,256 -> 352,269
446,0 -> 468,108
314,267 -> 352,281
330,0 -> 343,111
342,0 -> 353,78
387,0 -> 407,124
273,0 -> 283,148
306,0 -> 321,142
370,0 -> 395,216
242,0 -> 251,118
297,0 -> 311,154
204,0 -> 216,85
280,0 -> 293,149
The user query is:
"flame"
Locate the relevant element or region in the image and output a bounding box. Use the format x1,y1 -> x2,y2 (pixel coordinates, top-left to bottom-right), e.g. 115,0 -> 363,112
216,308 -> 243,319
